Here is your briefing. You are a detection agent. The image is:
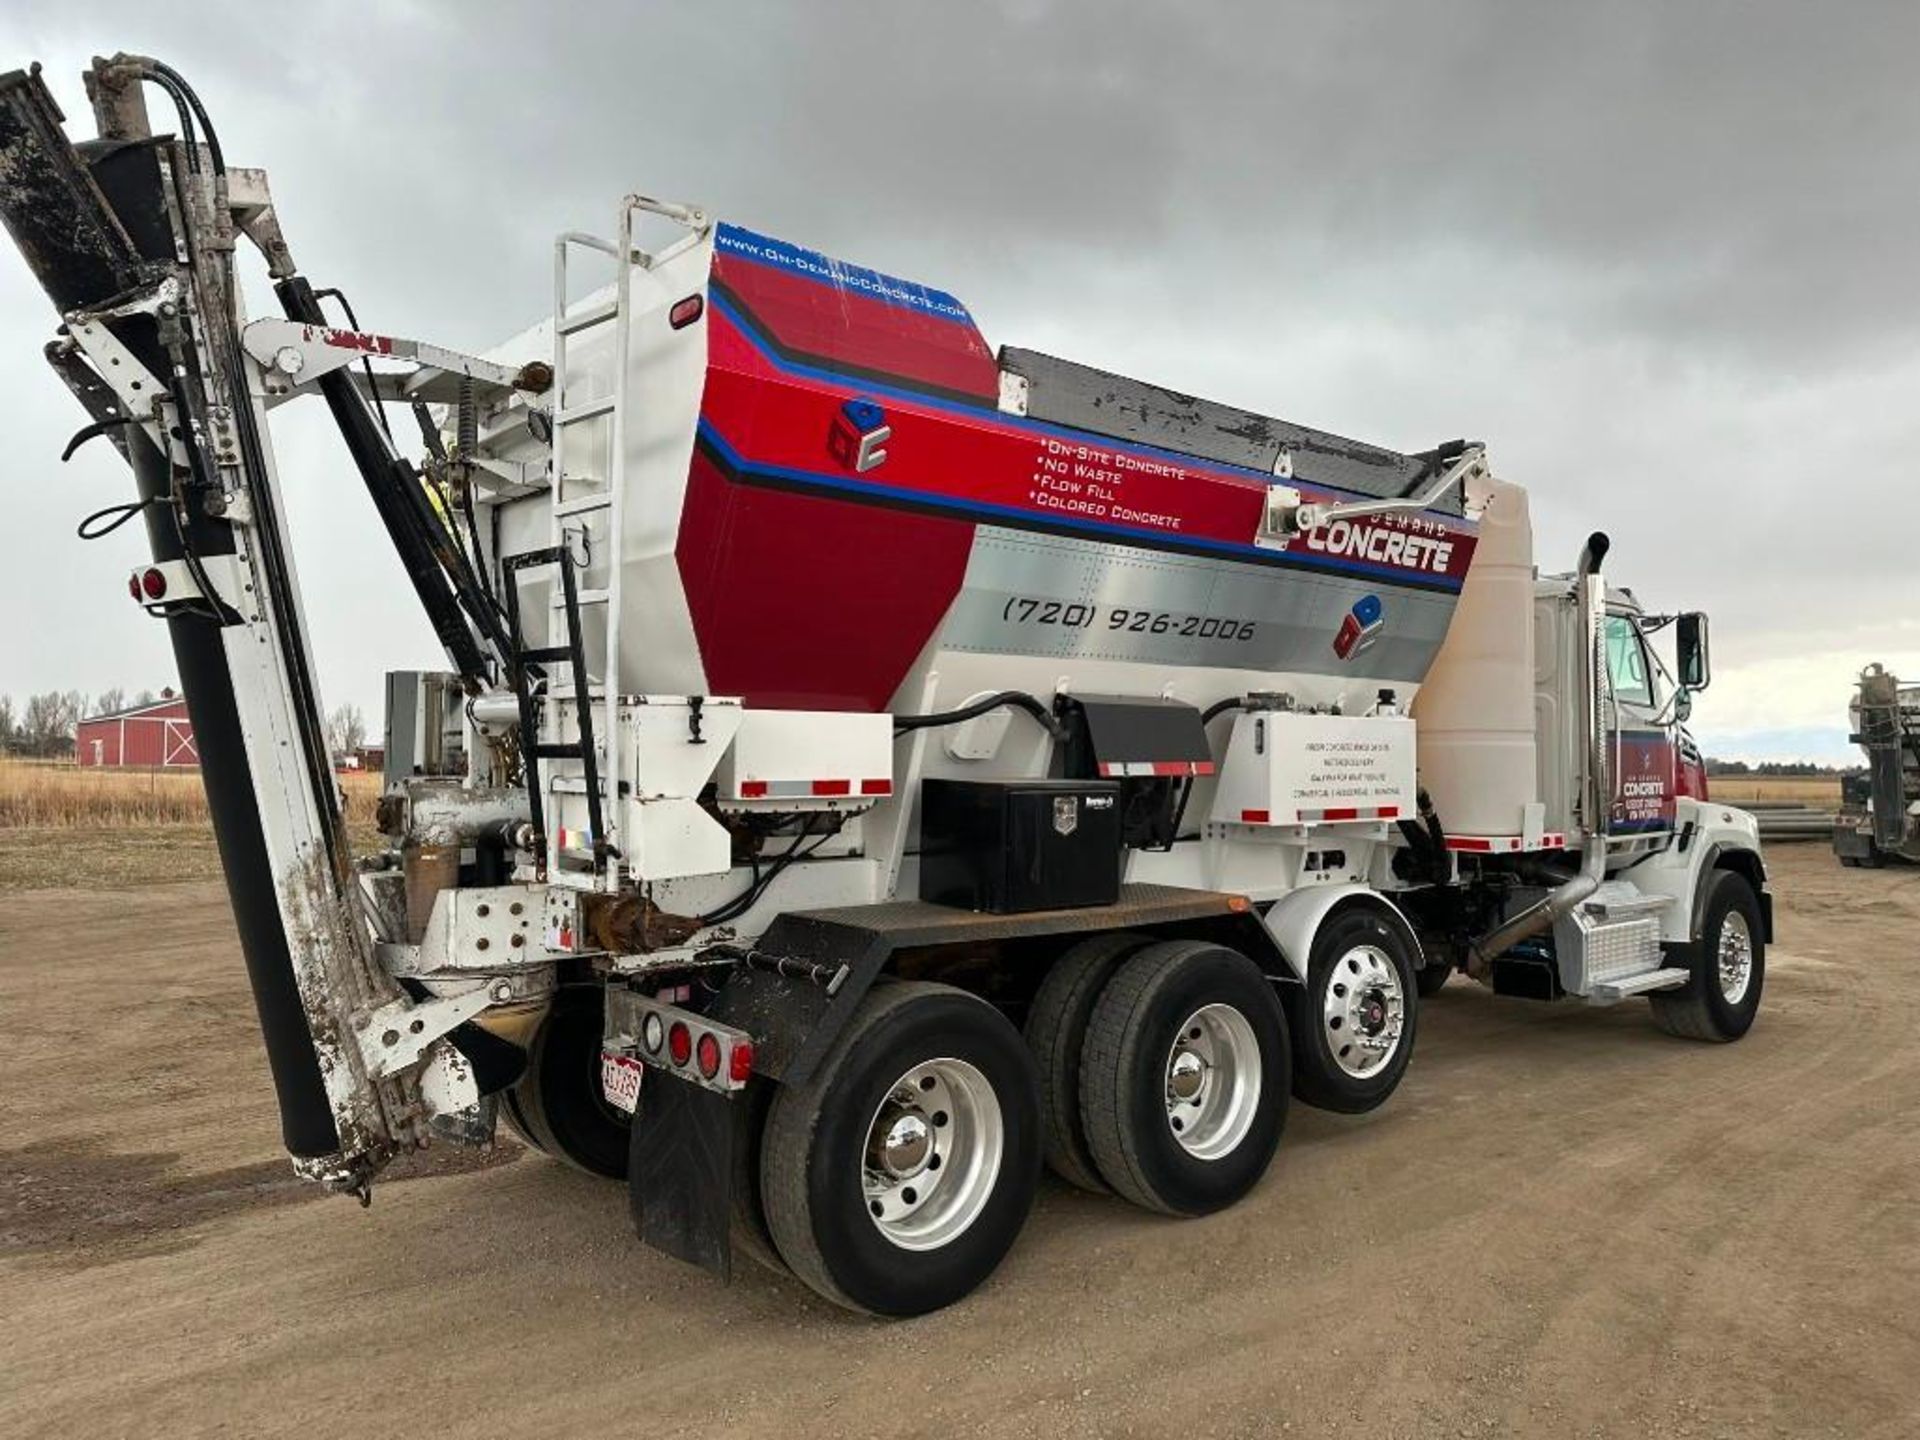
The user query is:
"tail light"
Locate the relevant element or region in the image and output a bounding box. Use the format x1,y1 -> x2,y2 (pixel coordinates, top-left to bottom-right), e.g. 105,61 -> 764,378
139,567 -> 167,600
695,1032 -> 721,1079
667,1021 -> 691,1066
728,1040 -> 755,1084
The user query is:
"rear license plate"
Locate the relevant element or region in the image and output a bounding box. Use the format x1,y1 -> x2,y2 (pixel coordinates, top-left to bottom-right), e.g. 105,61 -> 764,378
600,1051 -> 644,1114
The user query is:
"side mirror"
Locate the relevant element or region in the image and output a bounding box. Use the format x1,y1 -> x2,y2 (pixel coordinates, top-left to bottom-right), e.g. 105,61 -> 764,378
1677,612 -> 1710,691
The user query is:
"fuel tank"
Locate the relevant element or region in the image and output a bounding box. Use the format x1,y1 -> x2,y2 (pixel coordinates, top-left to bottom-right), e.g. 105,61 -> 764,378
495,221 -> 1482,722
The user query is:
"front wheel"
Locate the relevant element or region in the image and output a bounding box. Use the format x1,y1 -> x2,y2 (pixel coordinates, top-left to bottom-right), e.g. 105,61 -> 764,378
1287,907 -> 1420,1114
759,982 -> 1042,1316
1650,869 -> 1766,1042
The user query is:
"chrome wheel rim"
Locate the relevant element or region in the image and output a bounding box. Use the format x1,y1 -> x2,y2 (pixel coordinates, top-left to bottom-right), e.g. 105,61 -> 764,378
1323,945 -> 1406,1079
1717,911 -> 1754,1004
1164,1003 -> 1262,1160
862,1057 -> 1002,1251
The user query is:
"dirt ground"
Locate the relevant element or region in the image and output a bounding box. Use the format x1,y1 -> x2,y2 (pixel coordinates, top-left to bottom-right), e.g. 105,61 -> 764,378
2,843 -> 1915,1439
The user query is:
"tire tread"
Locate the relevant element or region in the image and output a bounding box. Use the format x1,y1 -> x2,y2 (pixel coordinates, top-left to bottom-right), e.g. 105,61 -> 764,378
760,981 -> 1014,1314
1024,932 -> 1147,1193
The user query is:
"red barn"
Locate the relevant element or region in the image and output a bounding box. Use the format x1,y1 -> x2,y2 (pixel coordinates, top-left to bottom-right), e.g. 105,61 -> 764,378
74,695 -> 198,769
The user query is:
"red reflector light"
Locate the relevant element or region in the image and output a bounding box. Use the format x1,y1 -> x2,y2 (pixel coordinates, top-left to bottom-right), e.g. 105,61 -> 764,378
859,778 -> 892,795
667,1021 -> 692,1066
811,779 -> 851,796
728,1039 -> 754,1084
695,1031 -> 721,1079
140,568 -> 167,600
1241,809 -> 1271,825
669,294 -> 705,329
127,573 -> 142,601
739,780 -> 768,798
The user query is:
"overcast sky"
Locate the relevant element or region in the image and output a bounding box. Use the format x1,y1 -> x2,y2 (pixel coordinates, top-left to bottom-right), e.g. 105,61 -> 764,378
2,2 -> 1915,762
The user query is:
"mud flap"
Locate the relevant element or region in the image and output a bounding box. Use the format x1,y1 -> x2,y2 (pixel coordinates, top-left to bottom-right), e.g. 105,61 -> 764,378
629,1071 -> 737,1280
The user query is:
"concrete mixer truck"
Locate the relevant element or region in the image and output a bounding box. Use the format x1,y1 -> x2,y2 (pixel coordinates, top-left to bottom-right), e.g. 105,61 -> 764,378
0,55 -> 1771,1316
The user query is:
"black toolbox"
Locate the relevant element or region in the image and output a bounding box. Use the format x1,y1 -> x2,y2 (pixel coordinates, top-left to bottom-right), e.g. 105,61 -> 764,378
919,778 -> 1123,913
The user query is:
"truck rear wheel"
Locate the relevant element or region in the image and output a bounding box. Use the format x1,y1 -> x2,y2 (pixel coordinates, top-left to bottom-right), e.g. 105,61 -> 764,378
759,981 -> 1042,1316
1650,869 -> 1766,1042
1078,940 -> 1290,1216
1023,930 -> 1150,1193
499,986 -> 630,1179
1287,908 -> 1418,1114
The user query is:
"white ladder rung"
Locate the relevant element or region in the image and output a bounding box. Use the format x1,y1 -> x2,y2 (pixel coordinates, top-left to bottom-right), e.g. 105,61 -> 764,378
555,589 -> 609,606
554,494 -> 611,517
557,299 -> 619,336
556,397 -> 616,425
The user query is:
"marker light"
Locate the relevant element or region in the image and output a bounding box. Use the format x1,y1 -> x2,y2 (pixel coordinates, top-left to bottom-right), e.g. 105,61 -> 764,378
669,294 -> 705,330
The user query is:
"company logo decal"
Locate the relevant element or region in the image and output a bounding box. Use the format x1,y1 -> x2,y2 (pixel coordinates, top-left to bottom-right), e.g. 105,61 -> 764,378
828,396 -> 891,473
1333,594 -> 1385,660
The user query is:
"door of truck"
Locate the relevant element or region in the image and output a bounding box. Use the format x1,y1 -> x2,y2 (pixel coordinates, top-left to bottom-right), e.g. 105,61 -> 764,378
1603,612 -> 1678,838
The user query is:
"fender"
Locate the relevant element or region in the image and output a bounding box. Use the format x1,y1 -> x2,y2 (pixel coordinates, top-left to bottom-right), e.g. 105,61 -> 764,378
1628,798 -> 1772,945
1260,883 -> 1425,981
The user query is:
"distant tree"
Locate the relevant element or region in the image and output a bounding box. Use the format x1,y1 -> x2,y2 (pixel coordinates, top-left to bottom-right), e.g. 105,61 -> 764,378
325,703 -> 367,759
20,691 -> 83,757
93,687 -> 126,717
0,694 -> 14,752
133,688 -> 157,706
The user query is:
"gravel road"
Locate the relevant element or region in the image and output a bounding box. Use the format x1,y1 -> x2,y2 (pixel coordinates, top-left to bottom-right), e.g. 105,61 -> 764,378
3,844 -> 1914,1438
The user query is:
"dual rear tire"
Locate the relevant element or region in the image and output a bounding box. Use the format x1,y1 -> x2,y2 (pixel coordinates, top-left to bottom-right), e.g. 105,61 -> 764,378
757,939 -> 1299,1314
758,982 -> 1042,1316
500,985 -> 631,1179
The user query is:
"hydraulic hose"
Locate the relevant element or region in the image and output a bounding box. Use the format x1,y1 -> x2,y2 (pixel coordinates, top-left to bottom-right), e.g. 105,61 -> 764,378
894,690 -> 1070,742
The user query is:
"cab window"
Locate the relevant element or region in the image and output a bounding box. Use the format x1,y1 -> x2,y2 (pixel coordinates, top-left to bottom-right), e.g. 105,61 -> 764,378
1604,614 -> 1655,708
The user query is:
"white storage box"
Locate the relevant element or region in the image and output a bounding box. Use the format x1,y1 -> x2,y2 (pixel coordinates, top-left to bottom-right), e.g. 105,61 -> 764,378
1211,711 -> 1416,827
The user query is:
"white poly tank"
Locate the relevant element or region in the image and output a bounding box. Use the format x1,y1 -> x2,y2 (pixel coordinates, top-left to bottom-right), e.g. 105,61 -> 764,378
1410,472 -> 1538,838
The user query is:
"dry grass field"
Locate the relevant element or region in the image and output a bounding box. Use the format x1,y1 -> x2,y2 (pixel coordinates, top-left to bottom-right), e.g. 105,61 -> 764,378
1705,774 -> 1841,808
0,759 -> 382,890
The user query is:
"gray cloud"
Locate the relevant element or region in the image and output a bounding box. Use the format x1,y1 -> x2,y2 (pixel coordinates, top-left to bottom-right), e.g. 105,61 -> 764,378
1,1 -> 1914,755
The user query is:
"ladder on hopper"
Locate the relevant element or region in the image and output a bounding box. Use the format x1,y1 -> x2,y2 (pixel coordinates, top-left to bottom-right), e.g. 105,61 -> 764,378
517,195 -> 710,882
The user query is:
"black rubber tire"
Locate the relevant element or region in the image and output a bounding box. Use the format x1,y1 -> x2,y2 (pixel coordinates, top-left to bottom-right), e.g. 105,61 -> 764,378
1650,869 -> 1766,1042
1415,962 -> 1452,998
728,1076 -> 789,1275
760,981 -> 1042,1316
1287,907 -> 1421,1115
499,986 -> 630,1179
1079,940 -> 1290,1217
1023,930 -> 1150,1193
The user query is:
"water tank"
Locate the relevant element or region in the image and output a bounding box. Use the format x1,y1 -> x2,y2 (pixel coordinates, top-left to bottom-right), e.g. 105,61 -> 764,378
1410,473 -> 1538,837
